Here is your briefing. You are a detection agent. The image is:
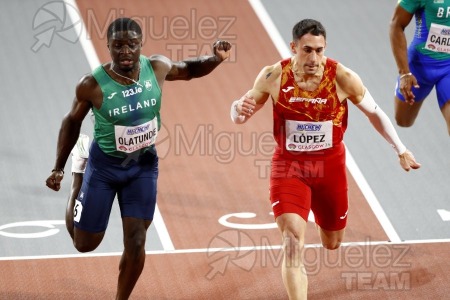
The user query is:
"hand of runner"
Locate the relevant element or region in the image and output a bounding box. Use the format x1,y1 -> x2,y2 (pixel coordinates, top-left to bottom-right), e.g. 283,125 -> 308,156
237,95 -> 256,117
213,40 -> 232,62
398,149 -> 421,171
399,73 -> 420,105
46,171 -> 64,191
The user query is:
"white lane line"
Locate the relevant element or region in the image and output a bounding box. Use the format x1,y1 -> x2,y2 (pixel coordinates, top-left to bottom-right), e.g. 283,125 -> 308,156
153,204 -> 175,250
65,0 -> 175,250
247,0 -> 401,243
248,0 -> 291,58
437,209 -> 450,221
2,238 -> 449,261
65,0 -> 100,69
344,147 -> 401,242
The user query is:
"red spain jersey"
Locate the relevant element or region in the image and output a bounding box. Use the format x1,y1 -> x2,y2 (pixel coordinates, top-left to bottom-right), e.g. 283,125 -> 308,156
273,57 -> 348,159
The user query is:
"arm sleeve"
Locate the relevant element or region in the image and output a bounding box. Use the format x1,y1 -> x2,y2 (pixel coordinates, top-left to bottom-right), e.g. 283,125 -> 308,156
355,89 -> 407,155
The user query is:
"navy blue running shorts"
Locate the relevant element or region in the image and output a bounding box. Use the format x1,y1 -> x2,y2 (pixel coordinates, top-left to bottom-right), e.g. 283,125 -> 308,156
73,141 -> 158,233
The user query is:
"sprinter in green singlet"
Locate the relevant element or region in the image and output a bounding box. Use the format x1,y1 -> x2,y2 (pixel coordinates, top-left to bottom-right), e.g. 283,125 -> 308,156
45,18 -> 231,300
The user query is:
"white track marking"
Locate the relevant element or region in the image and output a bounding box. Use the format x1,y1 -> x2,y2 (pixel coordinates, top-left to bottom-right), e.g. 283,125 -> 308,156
437,209 -> 450,221
153,204 -> 175,250
2,238 -> 449,261
65,0 -> 99,69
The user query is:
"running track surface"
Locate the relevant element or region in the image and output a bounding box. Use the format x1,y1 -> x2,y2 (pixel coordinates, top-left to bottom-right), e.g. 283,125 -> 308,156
0,0 -> 449,299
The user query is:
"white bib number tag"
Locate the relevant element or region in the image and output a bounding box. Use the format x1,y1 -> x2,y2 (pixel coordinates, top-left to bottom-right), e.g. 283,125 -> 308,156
285,120 -> 333,152
425,23 -> 450,53
73,199 -> 83,223
114,117 -> 158,153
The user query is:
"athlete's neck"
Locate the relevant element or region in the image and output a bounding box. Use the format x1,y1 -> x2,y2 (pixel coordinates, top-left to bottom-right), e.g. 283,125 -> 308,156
110,62 -> 141,85
291,58 -> 325,91
291,57 -> 324,80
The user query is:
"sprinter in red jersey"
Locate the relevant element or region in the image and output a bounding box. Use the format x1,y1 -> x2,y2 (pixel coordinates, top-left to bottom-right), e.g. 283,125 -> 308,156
230,19 -> 420,300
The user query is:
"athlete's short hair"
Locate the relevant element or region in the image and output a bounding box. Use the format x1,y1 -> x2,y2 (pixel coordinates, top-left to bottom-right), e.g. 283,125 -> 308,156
292,19 -> 326,41
107,18 -> 142,41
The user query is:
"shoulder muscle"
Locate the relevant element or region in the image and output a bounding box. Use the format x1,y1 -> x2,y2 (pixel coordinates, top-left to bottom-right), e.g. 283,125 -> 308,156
336,63 -> 365,104
248,62 -> 281,104
76,74 -> 99,103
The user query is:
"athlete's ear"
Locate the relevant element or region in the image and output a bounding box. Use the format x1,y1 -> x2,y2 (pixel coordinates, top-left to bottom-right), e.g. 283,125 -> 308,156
290,41 -> 297,54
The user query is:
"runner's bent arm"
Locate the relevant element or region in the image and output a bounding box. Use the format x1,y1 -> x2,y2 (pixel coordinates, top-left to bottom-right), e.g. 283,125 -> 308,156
47,76 -> 93,191
389,4 -> 418,103
230,64 -> 277,124
153,40 -> 232,81
389,5 -> 414,77
336,64 -> 420,171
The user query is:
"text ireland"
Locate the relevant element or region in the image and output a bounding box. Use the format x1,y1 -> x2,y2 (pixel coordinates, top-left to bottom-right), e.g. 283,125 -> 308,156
109,99 -> 157,117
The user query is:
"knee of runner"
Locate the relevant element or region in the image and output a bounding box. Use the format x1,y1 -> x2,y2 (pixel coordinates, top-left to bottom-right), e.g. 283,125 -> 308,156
73,240 -> 99,253
322,239 -> 341,250
282,231 -> 303,259
395,116 -> 415,128
124,234 -> 147,257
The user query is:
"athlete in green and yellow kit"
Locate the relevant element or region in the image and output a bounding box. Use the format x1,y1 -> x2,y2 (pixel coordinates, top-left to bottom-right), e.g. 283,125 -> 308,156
45,18 -> 232,299
390,0 -> 450,134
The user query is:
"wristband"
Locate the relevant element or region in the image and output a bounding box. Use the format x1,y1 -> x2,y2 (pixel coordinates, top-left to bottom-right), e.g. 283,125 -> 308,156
52,168 -> 64,174
230,100 -> 246,124
399,73 -> 412,80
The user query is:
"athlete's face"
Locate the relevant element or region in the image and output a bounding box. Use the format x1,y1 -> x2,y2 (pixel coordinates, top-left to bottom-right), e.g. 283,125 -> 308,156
290,33 -> 326,75
108,30 -> 142,72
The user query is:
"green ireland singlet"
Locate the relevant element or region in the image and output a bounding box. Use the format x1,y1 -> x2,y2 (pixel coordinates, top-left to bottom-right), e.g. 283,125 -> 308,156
91,55 -> 162,158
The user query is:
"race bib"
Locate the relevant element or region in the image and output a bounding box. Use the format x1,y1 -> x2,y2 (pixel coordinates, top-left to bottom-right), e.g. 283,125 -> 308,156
114,117 -> 158,153
425,23 -> 450,53
285,120 -> 333,152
